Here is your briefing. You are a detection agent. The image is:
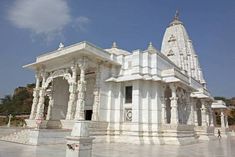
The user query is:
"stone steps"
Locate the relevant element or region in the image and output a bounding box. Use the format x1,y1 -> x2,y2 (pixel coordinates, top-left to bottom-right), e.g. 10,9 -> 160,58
0,129 -> 31,144
89,121 -> 108,136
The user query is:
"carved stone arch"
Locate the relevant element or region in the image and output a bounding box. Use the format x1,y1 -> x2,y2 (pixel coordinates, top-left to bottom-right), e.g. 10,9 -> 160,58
44,69 -> 73,88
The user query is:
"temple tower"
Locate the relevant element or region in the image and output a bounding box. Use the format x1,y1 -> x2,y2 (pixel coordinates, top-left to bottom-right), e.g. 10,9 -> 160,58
161,11 -> 206,86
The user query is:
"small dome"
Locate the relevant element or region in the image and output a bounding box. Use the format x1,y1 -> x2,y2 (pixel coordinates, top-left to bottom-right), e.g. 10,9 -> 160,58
105,42 -> 131,56
147,42 -> 159,54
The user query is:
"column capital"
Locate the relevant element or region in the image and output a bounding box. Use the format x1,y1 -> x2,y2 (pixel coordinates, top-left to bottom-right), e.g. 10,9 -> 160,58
35,71 -> 41,78
200,98 -> 208,105
170,96 -> 178,101
71,64 -> 78,71
169,83 -> 177,91
220,110 -> 225,116
77,57 -> 88,70
40,71 -> 48,81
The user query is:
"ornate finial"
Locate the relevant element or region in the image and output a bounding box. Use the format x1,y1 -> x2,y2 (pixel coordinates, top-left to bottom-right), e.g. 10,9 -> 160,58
169,10 -> 182,26
112,41 -> 117,48
148,42 -> 153,49
174,10 -> 179,21
58,42 -> 64,50
147,42 -> 157,54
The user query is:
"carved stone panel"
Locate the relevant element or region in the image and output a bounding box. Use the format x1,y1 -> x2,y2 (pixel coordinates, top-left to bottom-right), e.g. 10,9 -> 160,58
125,108 -> 132,122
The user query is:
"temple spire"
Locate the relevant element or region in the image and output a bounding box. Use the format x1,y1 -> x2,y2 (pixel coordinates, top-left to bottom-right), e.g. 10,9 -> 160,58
174,10 -> 179,21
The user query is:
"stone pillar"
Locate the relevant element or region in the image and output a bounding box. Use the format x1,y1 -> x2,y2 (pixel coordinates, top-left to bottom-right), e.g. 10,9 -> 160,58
66,65 -> 78,120
66,121 -> 95,157
75,58 -> 87,120
225,115 -> 229,128
212,110 -> 217,127
189,98 -> 195,125
92,63 -> 101,121
193,100 -> 198,126
46,88 -> 54,120
205,106 -> 210,126
200,99 -> 208,126
132,80 -> 141,123
29,73 -> 41,119
7,114 -> 12,127
161,97 -> 167,124
35,72 -> 47,120
220,110 -> 225,128
209,106 -> 214,127
169,84 -> 178,124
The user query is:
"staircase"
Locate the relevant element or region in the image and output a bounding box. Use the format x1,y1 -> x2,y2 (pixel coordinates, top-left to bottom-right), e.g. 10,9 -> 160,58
0,129 -> 31,144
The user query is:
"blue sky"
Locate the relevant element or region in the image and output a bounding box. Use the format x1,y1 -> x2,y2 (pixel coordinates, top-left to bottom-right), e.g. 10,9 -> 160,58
0,0 -> 234,98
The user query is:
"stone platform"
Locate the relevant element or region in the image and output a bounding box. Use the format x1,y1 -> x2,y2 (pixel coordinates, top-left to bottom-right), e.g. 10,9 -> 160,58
0,137 -> 234,157
0,128 -> 70,145
195,126 -> 216,140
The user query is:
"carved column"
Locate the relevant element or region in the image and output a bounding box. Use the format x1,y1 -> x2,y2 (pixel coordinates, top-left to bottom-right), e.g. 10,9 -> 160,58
35,72 -> 47,120
208,105 -> 214,127
46,88 -> 54,120
169,84 -> 178,124
161,97 -> 167,124
92,63 -> 101,121
205,106 -> 210,126
75,58 -> 87,120
29,72 -> 41,119
189,98 -> 195,125
194,108 -> 199,126
212,110 -> 217,127
200,99 -> 208,126
193,98 -> 199,126
225,114 -> 229,128
220,110 -> 225,128
66,65 -> 78,120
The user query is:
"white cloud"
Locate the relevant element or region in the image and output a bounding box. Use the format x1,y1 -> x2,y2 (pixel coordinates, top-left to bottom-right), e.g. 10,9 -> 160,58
7,0 -> 90,41
73,16 -> 90,32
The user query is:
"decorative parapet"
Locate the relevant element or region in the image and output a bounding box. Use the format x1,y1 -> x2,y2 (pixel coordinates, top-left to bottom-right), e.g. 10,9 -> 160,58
161,68 -> 189,85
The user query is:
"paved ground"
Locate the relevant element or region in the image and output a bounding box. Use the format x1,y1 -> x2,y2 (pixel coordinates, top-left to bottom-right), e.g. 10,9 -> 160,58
0,137 -> 234,157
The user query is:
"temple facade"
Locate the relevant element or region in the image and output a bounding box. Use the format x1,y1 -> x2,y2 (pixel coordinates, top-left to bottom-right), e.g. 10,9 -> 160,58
24,13 -> 215,145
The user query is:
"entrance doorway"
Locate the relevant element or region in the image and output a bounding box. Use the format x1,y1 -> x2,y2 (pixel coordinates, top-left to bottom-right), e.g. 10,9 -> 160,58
85,110 -> 93,120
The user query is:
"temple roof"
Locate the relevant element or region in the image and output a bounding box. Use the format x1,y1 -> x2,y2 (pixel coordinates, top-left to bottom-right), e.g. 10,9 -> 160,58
23,41 -> 120,70
211,100 -> 227,109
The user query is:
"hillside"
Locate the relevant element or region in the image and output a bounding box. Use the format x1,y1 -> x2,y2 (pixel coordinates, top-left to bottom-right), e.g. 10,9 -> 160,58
0,84 -> 34,115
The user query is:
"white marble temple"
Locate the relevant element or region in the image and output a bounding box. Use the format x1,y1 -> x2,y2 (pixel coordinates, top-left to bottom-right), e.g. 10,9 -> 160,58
22,12 -> 216,145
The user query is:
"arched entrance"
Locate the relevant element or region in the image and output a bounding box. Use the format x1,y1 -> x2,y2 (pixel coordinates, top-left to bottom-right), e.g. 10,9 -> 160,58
50,77 -> 69,120
43,70 -> 72,129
